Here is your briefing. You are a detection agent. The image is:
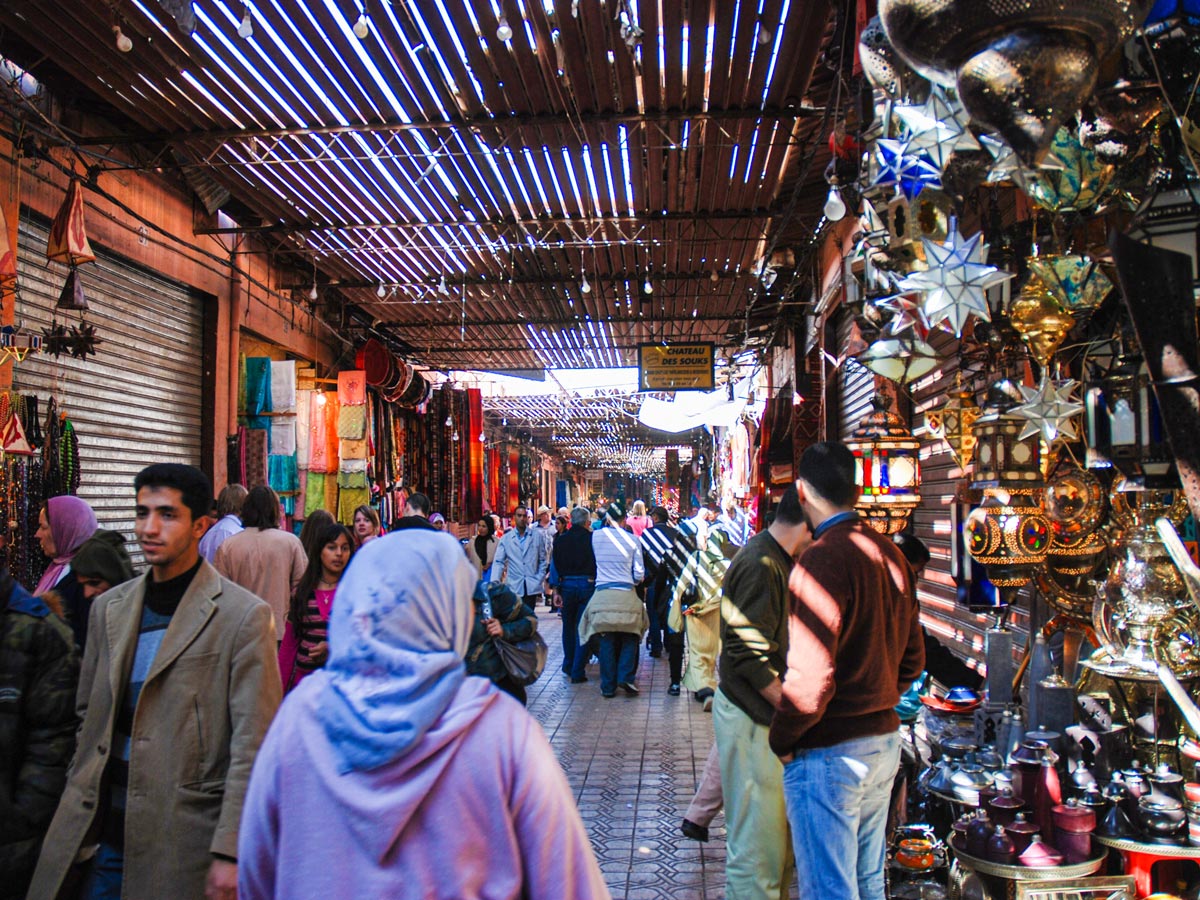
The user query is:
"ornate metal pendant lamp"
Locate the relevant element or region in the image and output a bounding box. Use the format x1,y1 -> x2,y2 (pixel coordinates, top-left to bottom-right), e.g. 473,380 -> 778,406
846,393 -> 922,534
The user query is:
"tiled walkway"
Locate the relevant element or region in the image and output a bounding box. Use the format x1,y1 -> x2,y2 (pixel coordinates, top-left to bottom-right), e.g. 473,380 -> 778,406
526,609 -> 728,900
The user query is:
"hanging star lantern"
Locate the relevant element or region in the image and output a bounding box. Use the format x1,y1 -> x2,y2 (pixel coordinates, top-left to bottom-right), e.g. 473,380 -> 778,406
893,86 -> 981,171
979,134 -> 1022,185
68,323 -> 101,360
874,138 -> 942,200
41,322 -> 71,358
873,288 -> 930,339
895,221 -> 1015,337
1014,377 -> 1083,444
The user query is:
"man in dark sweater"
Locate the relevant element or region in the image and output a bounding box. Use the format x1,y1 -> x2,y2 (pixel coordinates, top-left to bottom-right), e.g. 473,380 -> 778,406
552,507 -> 597,682
639,506 -> 677,659
770,442 -> 924,900
714,485 -> 810,898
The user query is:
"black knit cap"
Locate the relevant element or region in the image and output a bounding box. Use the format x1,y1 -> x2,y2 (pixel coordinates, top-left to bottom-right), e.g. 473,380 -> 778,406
71,529 -> 135,587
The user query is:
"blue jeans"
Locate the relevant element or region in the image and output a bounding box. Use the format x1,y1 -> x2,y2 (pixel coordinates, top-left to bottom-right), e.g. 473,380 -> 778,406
559,577 -> 594,680
598,632 -> 638,695
645,583 -> 664,653
82,842 -> 124,900
782,732 -> 900,900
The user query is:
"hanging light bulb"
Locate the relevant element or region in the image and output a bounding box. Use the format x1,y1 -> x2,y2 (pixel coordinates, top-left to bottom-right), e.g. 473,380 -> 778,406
823,183 -> 847,222
581,274 -> 591,294
757,21 -> 773,45
308,282 -> 319,301
643,276 -> 653,295
452,429 -> 460,442
438,272 -> 449,296
353,10 -> 370,39
237,5 -> 253,38
376,282 -> 386,298
710,269 -> 719,283
480,430 -> 487,443
496,16 -> 513,41
113,24 -> 133,53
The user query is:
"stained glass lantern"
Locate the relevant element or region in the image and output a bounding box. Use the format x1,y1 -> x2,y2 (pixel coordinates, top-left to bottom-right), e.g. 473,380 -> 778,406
925,378 -> 981,468
1084,354 -> 1177,488
970,382 -> 1045,489
846,393 -> 922,534
965,488 -> 1052,591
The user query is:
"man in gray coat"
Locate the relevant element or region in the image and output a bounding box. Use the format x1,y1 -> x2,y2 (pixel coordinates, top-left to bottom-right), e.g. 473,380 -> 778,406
30,464 -> 281,900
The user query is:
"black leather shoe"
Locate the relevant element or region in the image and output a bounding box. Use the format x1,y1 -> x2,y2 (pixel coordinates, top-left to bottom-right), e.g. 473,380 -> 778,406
668,683 -> 681,696
620,682 -> 640,695
680,819 -> 709,842
649,649 -> 662,658
570,676 -> 588,684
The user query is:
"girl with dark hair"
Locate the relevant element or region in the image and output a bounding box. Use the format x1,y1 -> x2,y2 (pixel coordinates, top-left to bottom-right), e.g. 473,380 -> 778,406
465,516 -> 497,581
298,509 -> 336,559
279,523 -> 354,693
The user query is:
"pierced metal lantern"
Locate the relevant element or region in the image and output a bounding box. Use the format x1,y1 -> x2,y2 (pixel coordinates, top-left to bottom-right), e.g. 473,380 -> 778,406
926,378 -> 981,468
970,383 -> 1045,489
965,488 -> 1052,590
846,393 -> 922,534
1127,182 -> 1200,296
1083,354 -> 1176,488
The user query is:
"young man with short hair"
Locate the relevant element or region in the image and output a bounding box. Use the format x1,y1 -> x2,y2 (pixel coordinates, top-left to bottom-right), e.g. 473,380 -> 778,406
31,464 -> 282,900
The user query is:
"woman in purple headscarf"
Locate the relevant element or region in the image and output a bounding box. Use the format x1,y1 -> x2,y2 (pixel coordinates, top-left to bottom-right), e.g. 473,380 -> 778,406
34,494 -> 98,649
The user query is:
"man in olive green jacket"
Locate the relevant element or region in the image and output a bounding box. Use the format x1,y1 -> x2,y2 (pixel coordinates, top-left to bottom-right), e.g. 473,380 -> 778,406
30,465 -> 281,900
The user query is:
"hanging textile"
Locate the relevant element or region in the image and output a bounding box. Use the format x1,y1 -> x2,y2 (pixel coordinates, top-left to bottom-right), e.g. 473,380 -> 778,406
324,471 -> 339,513
269,419 -> 296,456
243,357 -> 273,417
245,428 -> 269,488
308,393 -> 331,472
296,390 -> 311,468
270,360 -> 297,412
465,388 -> 484,522
338,370 -> 366,406
337,486 -> 369,524
268,455 -> 298,515
336,404 -> 366,440
340,437 -> 368,460
305,472 -> 326,518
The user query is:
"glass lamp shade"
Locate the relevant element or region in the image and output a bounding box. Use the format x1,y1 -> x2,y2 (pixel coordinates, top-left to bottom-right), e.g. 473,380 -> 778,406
965,488 -> 1051,589
926,382 -> 981,467
970,408 -> 1044,489
846,394 -> 922,534
857,337 -> 940,384
1083,355 -> 1176,488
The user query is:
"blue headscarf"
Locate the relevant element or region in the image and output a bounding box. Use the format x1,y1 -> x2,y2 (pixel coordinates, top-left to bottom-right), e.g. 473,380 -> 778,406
313,530 -> 476,773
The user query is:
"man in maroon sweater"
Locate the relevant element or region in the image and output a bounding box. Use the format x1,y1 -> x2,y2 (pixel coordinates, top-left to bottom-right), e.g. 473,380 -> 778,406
769,441 -> 924,899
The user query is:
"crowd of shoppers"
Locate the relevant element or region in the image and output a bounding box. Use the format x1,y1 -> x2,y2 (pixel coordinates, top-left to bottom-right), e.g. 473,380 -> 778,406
0,438 -> 954,900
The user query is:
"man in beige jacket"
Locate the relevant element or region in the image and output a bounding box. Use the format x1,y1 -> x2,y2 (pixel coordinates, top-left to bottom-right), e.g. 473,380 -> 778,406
214,484 -> 307,640
29,464 -> 281,900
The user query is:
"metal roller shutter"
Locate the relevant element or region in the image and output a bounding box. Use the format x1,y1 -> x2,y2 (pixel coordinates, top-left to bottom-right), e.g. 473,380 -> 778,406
836,310 -> 877,440
13,217 -> 204,553
910,330 -> 1030,670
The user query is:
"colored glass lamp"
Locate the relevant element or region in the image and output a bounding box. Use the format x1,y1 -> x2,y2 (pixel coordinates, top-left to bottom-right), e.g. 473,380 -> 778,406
1084,354 -> 1177,488
846,393 -> 922,535
970,382 -> 1045,489
925,377 -> 981,468
965,487 -> 1052,591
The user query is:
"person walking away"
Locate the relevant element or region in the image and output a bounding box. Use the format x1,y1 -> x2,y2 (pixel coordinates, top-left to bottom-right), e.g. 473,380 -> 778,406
579,501 -> 646,698
465,580 -> 537,705
279,523 -> 354,693
68,530 -> 135,606
715,485 -> 811,899
29,463 -> 282,900
199,484 -> 247,563
34,495 -> 98,652
662,519 -> 700,695
0,571 -> 78,900
626,500 -> 652,538
551,506 -> 596,683
532,506 -> 556,607
769,443 -> 924,900
352,504 -> 383,545
237,530 -> 609,900
670,530 -> 732,710
465,516 -> 498,581
391,492 -> 438,533
492,507 -> 549,613
640,507 -> 677,660
716,497 -> 750,548
215,484 -> 308,641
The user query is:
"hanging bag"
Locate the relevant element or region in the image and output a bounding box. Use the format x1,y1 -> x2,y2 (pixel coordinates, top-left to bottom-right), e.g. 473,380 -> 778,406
495,630 -> 548,686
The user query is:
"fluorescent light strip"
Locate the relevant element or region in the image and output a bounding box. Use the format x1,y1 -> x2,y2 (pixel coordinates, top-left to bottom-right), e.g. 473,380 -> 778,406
760,0 -> 790,107
193,7 -> 303,126
618,125 -> 636,216
561,147 -> 587,218
542,147 -> 571,216
259,0 -> 362,123
180,70 -> 246,127
681,120 -> 691,150
379,3 -> 450,118
523,148 -> 553,216
600,143 -> 620,216
582,145 -> 604,218
502,147 -> 539,218
728,143 -> 740,179
702,23 -> 715,112
742,125 -> 760,183
404,1 -> 464,98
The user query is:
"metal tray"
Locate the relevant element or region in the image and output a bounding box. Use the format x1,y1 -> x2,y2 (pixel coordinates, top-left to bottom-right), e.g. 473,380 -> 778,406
951,843 -> 1107,880
1093,834 -> 1200,857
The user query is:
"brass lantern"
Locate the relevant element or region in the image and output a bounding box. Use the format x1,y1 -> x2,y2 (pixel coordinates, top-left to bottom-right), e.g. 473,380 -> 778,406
1084,354 -> 1176,489
970,381 -> 1045,489
925,376 -> 981,468
846,393 -> 922,534
965,488 -> 1052,590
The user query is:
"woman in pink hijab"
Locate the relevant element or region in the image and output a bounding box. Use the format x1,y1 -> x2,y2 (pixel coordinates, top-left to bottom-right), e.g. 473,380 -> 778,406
34,494 -> 99,647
